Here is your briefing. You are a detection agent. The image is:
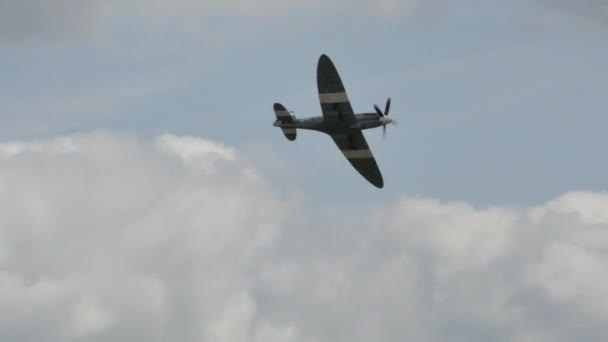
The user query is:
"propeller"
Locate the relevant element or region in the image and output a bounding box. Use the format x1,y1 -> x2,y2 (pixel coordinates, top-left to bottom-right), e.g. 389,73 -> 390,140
383,123 -> 387,140
374,98 -> 391,117
373,98 -> 394,140
385,97 -> 391,116
374,104 -> 384,117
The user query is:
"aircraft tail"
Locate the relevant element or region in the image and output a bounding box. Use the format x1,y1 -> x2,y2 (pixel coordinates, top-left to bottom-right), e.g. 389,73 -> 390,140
273,103 -> 296,141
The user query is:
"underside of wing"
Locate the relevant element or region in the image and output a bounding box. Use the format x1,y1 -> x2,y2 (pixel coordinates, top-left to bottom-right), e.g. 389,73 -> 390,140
317,54 -> 357,124
330,130 -> 384,188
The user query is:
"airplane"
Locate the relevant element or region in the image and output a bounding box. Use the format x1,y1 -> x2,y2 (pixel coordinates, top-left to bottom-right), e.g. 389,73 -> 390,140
272,54 -> 395,189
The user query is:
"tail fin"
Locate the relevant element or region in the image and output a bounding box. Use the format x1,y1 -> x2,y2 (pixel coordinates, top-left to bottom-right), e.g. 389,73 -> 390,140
273,103 -> 296,141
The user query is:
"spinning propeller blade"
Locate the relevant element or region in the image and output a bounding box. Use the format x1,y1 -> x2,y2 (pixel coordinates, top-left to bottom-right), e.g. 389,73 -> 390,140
385,98 -> 391,116
374,104 -> 384,117
374,98 -> 391,117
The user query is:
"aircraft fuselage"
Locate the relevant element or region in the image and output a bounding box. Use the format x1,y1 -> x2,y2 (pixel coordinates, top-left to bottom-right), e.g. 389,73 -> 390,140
273,113 -> 392,135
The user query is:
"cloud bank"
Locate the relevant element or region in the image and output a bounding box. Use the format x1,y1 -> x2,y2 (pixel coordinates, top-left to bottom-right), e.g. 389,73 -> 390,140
1,132 -> 607,341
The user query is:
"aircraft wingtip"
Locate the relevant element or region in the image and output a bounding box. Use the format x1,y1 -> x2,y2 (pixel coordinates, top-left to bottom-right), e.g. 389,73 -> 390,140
370,178 -> 384,189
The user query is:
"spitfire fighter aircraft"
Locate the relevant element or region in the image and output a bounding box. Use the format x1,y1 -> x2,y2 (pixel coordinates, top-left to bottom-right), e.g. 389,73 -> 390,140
273,54 -> 395,188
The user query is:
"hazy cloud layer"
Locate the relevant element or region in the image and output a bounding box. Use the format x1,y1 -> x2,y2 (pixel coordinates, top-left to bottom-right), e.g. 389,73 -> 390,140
3,0 -> 604,44
1,132 -> 607,341
0,0 -> 417,43
0,1 -> 105,43
540,0 -> 608,26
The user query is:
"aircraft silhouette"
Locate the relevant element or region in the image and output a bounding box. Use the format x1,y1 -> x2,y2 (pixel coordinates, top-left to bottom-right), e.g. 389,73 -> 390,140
273,54 -> 395,188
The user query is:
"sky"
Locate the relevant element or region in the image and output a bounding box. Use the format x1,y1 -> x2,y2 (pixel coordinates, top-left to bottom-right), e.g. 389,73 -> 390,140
0,1 -> 607,341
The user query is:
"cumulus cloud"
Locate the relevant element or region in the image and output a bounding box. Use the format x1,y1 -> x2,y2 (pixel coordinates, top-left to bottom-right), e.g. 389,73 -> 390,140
1,131 -> 607,341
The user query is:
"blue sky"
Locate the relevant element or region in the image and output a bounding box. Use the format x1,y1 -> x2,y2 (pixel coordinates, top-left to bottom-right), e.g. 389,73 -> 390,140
1,1 -> 608,341
204,2 -> 608,207
2,0 -> 606,206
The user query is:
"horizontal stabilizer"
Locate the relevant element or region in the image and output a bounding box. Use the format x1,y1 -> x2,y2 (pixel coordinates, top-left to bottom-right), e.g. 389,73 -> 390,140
281,127 -> 296,141
273,103 -> 294,123
273,102 -> 296,141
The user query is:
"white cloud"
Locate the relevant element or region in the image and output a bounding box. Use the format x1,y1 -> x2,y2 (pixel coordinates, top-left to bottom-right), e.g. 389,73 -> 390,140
543,191 -> 608,224
69,297 -> 116,337
156,134 -> 238,174
1,131 -> 608,341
